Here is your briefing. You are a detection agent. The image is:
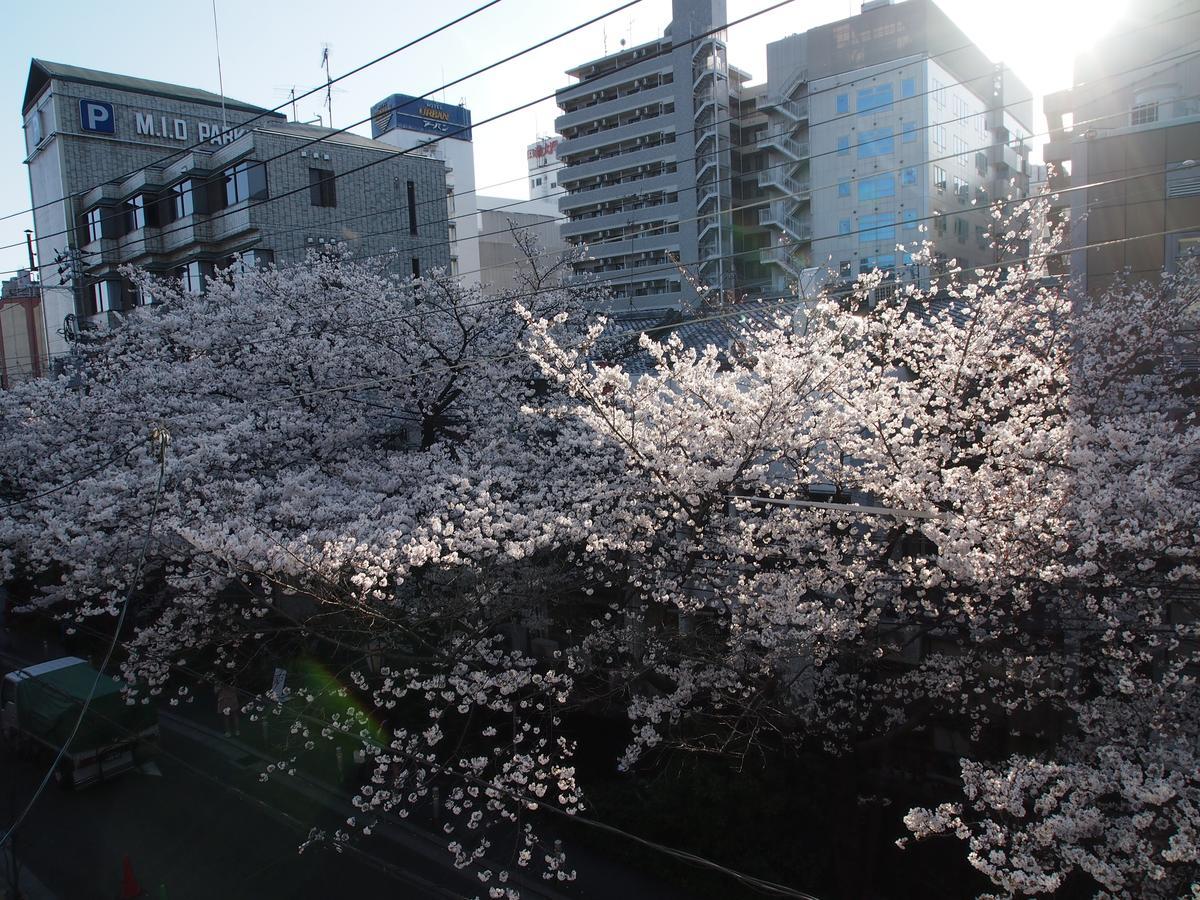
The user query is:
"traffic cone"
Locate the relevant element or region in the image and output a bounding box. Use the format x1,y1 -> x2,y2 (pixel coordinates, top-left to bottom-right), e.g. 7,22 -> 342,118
119,855 -> 145,899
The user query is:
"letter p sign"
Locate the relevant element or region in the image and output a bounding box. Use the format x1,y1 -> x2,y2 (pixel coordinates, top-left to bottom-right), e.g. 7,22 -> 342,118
79,99 -> 115,134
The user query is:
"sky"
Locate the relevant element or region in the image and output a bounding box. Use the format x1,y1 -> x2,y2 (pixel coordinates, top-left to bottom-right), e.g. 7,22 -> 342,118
0,0 -> 1132,278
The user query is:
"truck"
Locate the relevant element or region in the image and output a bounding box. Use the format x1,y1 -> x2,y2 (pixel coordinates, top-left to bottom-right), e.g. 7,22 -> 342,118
1,657 -> 158,789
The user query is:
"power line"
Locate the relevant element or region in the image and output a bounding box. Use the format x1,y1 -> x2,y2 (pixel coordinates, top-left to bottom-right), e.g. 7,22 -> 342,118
0,428 -> 168,849
0,0 -> 759,255
0,440 -> 142,511
4,0 -> 1194,262
0,0 -> 509,227
248,224 -> 1193,410
263,85 -> 1198,279
0,151 -> 1183,377
0,150 -> 1191,378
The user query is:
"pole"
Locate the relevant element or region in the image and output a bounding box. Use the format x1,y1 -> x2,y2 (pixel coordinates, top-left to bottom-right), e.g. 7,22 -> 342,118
23,230 -> 36,273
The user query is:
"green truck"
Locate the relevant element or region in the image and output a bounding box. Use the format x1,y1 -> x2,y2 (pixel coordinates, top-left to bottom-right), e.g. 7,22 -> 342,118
1,657 -> 158,788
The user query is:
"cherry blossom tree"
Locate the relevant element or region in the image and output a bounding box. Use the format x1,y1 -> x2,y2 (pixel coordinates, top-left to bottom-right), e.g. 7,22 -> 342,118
1,213 -> 1197,898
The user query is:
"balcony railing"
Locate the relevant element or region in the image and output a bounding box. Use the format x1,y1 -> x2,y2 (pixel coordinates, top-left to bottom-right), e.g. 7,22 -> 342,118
758,131 -> 808,160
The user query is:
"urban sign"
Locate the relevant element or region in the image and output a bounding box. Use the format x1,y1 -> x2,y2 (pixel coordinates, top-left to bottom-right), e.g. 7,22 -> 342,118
370,94 -> 472,142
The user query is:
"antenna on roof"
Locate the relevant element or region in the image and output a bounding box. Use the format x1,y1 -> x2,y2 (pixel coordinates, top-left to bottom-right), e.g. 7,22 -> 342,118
320,44 -> 333,129
210,0 -> 228,130
290,87 -> 297,121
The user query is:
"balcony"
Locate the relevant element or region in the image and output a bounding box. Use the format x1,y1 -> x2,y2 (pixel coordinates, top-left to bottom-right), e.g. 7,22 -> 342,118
555,82 -> 674,133
992,142 -> 1025,176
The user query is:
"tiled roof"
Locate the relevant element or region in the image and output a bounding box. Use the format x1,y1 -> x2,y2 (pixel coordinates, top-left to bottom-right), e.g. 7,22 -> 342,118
597,299 -> 803,375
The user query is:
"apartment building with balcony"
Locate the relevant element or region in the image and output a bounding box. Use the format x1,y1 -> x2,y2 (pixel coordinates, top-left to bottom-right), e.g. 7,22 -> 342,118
1043,0 -> 1200,298
22,60 -> 451,358
758,0 -> 1032,295
555,0 -> 756,311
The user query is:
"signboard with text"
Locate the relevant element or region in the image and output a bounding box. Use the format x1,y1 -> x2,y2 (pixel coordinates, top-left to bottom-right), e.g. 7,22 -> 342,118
370,94 -> 472,142
77,98 -> 250,145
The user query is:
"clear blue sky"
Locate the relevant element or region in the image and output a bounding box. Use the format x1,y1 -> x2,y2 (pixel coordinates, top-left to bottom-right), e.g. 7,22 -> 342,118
0,0 -> 1128,278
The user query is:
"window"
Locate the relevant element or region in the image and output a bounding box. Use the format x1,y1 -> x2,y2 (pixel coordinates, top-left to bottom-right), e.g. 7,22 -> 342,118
176,261 -> 206,293
932,78 -> 946,107
934,124 -> 946,150
124,194 -> 154,233
29,108 -> 44,147
902,122 -> 917,143
934,166 -> 947,193
955,136 -> 968,166
839,218 -> 852,235
856,84 -> 893,115
1131,102 -> 1158,126
859,213 -> 895,245
407,181 -> 418,235
901,167 -> 917,186
535,177 -> 543,186
933,210 -> 946,234
837,135 -> 850,155
166,179 -> 197,222
84,207 -> 105,243
953,176 -> 968,202
859,254 -> 896,274
411,257 -> 421,278
902,209 -> 918,230
976,152 -> 988,177
226,161 -> 269,207
839,260 -> 852,277
87,280 -> 120,314
901,78 -> 916,98
308,168 -> 336,207
954,217 -> 968,242
858,174 -> 895,200
835,93 -> 849,114
837,181 -> 851,198
976,225 -> 989,248
858,127 -> 894,158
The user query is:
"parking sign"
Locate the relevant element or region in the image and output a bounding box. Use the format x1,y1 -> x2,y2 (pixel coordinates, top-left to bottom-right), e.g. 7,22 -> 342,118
79,99 -> 114,134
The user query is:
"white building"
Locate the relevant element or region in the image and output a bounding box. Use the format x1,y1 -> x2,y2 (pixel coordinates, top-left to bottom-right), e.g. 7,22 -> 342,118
372,94 -> 480,283
527,136 -> 562,202
759,0 -> 1033,294
476,194 -> 568,293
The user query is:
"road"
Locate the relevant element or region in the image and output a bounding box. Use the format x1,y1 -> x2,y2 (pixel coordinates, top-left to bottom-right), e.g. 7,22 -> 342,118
0,720 -> 461,899
0,608 -> 695,900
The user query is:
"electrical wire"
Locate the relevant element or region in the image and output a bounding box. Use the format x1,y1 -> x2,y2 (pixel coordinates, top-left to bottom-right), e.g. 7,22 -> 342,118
7,0 -> 1194,256
0,0 -> 770,254
0,147 -> 1191,376
0,430 -> 168,849
0,0 -> 509,226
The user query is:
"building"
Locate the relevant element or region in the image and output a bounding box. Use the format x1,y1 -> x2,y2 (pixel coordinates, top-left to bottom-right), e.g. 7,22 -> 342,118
527,136 -> 562,201
555,0 -> 761,311
553,0 -> 1033,310
1043,0 -> 1200,297
758,0 -> 1033,296
371,94 -> 478,283
476,194 -> 569,293
0,270 -> 46,388
22,60 -> 451,359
